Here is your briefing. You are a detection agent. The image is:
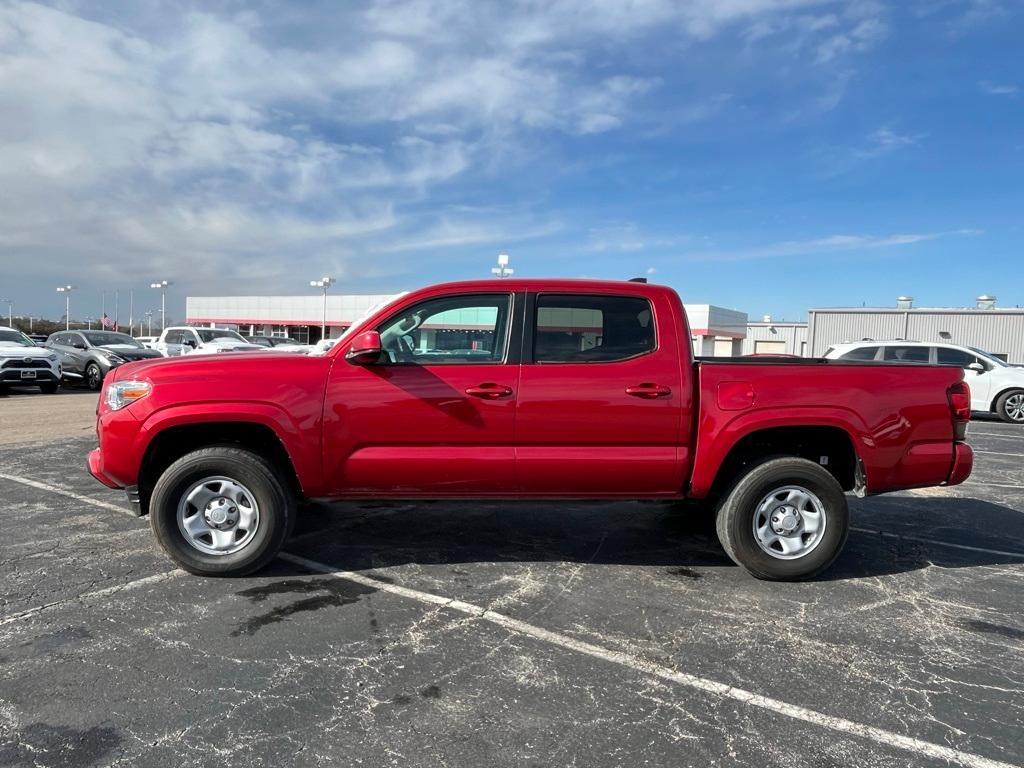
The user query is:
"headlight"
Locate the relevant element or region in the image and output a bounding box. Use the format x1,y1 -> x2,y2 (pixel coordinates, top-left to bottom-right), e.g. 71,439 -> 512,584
105,380 -> 152,411
46,353 -> 57,362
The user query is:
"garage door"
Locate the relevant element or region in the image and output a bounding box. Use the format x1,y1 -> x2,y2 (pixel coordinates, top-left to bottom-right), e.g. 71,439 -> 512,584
754,340 -> 787,354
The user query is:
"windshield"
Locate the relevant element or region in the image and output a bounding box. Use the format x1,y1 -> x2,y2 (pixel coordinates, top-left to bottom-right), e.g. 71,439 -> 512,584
969,347 -> 1009,367
0,329 -> 35,347
197,329 -> 246,343
83,331 -> 143,348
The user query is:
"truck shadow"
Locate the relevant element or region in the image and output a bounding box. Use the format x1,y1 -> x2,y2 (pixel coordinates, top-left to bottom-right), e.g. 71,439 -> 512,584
286,495 -> 1024,581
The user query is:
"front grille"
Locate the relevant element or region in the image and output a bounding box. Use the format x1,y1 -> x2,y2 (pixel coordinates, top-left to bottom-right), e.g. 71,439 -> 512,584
1,359 -> 51,369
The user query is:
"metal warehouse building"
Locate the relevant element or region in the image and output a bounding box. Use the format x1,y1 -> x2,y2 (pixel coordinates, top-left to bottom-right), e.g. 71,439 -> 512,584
742,318 -> 808,357
807,296 -> 1024,364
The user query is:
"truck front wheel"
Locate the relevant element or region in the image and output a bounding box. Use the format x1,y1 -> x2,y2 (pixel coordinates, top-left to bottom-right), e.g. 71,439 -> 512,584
149,446 -> 295,577
715,457 -> 849,581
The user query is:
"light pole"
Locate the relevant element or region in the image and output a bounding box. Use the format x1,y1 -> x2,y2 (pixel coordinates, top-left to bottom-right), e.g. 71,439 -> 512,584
1,298 -> 11,327
143,310 -> 154,336
150,280 -> 171,332
491,252 -> 514,279
85,316 -> 94,330
57,285 -> 76,330
309,276 -> 335,341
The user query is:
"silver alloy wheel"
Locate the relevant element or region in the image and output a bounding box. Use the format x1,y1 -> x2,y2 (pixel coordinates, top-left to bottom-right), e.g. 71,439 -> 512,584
1004,393 -> 1024,422
176,475 -> 260,556
87,364 -> 101,389
752,484 -> 827,560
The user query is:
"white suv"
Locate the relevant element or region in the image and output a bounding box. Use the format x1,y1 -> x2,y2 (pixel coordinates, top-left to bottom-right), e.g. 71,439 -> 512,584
0,326 -> 62,393
825,341 -> 1024,423
155,327 -> 266,356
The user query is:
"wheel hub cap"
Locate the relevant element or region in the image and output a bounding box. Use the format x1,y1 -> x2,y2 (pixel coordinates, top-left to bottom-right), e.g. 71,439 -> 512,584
204,497 -> 238,528
771,506 -> 800,535
753,484 -> 828,561
177,476 -> 260,556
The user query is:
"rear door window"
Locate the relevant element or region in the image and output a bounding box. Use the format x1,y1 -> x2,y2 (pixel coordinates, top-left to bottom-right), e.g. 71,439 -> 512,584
534,294 -> 655,363
883,346 -> 930,363
839,346 -> 880,361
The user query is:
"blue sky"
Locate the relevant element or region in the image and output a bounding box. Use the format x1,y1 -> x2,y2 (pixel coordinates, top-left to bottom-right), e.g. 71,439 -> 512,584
0,0 -> 1021,323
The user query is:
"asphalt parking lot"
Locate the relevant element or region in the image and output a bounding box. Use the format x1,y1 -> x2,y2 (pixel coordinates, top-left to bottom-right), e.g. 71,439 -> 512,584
1,388 -> 1022,768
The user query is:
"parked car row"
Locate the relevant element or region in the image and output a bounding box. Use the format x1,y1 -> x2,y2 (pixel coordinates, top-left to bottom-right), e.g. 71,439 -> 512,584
1,324 -> 336,394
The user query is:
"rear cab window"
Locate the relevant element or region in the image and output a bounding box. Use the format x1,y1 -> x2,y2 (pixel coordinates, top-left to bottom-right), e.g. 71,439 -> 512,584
533,294 -> 655,363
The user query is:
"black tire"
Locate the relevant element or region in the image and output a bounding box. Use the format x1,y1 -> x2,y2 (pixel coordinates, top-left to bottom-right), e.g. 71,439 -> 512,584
149,446 -> 296,577
995,390 -> 1024,424
85,362 -> 103,391
715,457 -> 849,581
40,382 -> 59,394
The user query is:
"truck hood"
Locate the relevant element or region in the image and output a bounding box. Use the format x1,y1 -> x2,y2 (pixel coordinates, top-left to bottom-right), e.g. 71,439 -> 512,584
114,350 -> 307,379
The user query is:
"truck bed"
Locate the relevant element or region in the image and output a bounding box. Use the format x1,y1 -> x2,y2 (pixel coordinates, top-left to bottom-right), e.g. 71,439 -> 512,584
689,357 -> 966,497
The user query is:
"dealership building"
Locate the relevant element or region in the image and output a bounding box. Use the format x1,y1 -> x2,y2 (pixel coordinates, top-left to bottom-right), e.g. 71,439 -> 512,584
185,293 -> 752,355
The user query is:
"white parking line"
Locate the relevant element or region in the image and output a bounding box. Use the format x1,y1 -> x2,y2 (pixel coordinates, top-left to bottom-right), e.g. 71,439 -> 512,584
0,473 -> 136,517
850,527 -> 1024,560
969,432 -> 1024,440
279,551 -> 1018,768
973,450 -> 1024,458
0,570 -> 182,627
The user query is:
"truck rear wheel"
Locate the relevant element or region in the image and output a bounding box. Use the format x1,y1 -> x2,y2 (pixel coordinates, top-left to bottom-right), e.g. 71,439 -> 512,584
715,457 -> 848,581
149,446 -> 295,577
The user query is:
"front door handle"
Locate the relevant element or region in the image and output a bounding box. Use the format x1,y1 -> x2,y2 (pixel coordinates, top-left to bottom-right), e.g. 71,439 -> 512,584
465,383 -> 514,400
625,383 -> 672,399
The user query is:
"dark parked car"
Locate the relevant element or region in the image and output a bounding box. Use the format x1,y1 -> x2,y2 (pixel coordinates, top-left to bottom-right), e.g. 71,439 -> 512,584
47,330 -> 163,390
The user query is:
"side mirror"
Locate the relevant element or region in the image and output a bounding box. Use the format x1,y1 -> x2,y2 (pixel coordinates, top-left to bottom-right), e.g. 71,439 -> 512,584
73,342 -> 86,350
184,339 -> 197,348
967,362 -> 985,373
345,330 -> 382,365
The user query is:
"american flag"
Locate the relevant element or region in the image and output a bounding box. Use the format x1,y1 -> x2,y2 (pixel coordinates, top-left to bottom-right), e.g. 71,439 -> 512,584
101,313 -> 115,329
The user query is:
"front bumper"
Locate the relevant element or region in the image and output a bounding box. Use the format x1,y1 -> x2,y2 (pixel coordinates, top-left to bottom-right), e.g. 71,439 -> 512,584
87,447 -> 121,489
944,442 -> 973,487
1,368 -> 60,383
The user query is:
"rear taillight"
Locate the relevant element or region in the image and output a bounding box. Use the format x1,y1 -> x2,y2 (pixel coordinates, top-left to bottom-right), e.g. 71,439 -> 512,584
948,381 -> 971,440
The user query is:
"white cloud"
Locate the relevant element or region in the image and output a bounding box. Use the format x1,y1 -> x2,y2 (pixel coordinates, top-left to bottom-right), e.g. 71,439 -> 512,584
685,229 -> 981,261
0,0 -> 893,308
980,81 -> 1020,96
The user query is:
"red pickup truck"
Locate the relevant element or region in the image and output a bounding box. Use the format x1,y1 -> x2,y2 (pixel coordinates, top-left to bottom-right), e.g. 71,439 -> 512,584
88,278 -> 973,581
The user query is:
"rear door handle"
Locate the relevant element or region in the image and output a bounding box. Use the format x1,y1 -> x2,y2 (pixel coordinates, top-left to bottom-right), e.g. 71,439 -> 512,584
465,383 -> 514,400
625,383 -> 672,399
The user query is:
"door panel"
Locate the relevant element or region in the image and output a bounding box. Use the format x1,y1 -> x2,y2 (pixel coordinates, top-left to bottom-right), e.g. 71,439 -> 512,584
515,291 -> 689,496
322,292 -> 518,496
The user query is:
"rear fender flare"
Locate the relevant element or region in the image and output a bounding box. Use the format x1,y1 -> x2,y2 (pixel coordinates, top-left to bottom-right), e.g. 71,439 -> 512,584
688,407 -> 867,499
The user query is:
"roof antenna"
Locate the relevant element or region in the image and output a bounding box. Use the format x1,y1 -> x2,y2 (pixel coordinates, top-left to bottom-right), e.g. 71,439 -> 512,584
628,277 -> 648,283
